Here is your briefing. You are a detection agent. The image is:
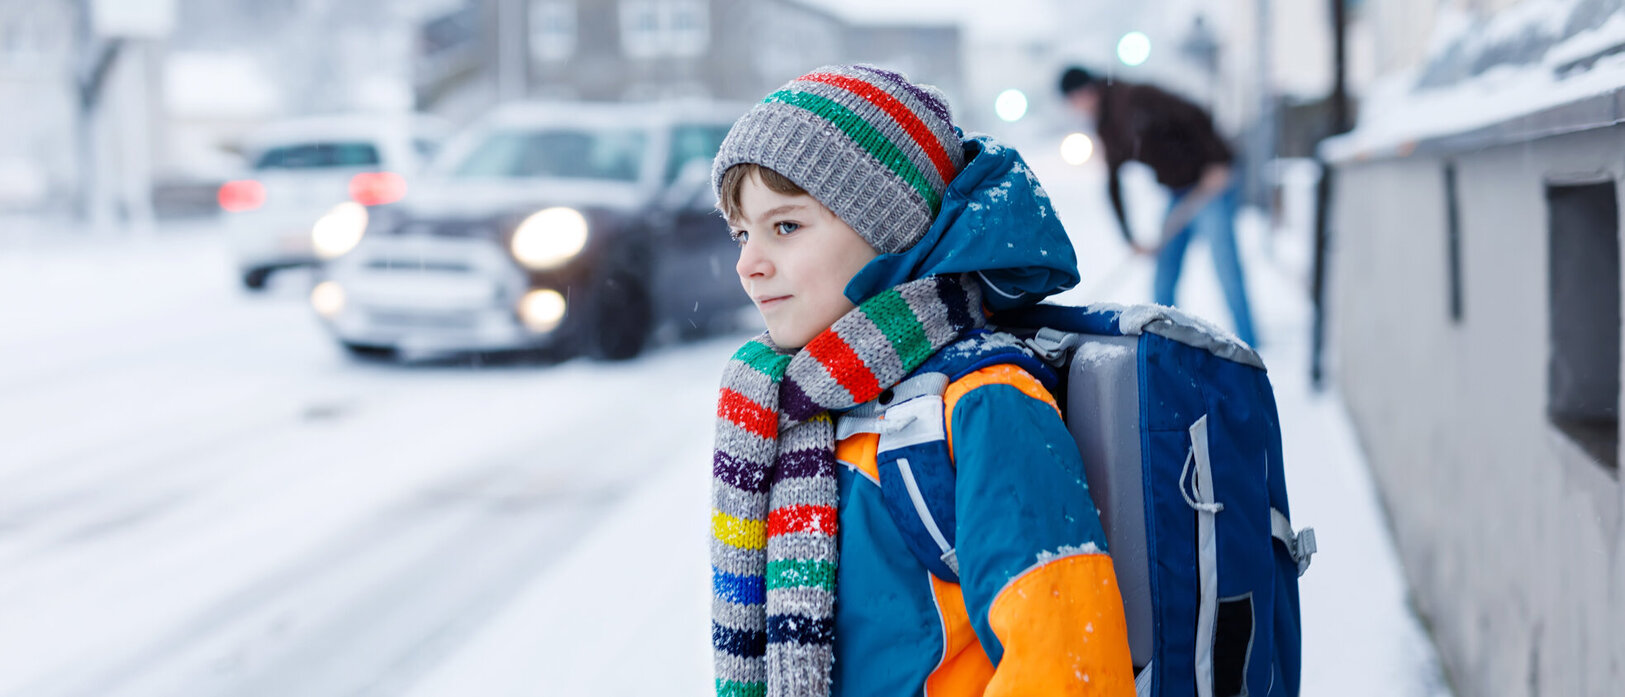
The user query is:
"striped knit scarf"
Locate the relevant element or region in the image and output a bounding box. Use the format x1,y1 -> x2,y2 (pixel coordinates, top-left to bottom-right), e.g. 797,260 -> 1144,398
711,274 -> 985,697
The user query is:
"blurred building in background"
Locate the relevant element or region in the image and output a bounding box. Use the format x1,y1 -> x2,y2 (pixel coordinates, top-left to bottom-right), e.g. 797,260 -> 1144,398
414,0 -> 961,116
0,1 -> 76,214
1323,1 -> 1625,695
515,0 -> 842,103
0,0 -> 963,225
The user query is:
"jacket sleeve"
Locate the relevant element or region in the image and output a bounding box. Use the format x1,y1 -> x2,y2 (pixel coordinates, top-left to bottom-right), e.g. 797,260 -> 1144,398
1106,163 -> 1133,245
946,367 -> 1135,696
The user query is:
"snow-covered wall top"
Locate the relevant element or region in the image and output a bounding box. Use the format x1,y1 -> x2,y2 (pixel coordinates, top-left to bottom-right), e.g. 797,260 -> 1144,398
1418,0 -> 1619,89
1325,0 -> 1625,162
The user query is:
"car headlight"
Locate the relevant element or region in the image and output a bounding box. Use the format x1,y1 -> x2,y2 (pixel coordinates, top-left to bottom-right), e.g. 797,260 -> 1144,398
313,202 -> 368,259
518,288 -> 567,332
311,280 -> 346,318
511,207 -> 589,270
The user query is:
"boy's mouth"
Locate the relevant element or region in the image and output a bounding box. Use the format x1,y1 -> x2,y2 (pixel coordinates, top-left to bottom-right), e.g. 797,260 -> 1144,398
754,294 -> 791,309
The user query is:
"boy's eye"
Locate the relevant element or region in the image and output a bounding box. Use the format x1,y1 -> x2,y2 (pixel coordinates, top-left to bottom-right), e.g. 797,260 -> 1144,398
775,221 -> 800,235
729,229 -> 748,246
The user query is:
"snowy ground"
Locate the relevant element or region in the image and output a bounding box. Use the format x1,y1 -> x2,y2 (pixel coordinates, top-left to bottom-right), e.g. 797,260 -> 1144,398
0,148 -> 1450,696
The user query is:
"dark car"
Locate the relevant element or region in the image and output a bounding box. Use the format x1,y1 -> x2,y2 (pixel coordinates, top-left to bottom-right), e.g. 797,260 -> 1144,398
308,101 -> 748,360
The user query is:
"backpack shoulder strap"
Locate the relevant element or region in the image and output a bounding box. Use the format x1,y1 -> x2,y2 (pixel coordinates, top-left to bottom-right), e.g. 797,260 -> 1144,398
915,328 -> 1059,388
868,330 -> 1055,584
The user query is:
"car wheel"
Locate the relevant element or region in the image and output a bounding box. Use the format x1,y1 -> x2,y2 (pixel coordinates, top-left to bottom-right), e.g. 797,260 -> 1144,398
587,273 -> 653,361
242,267 -> 272,290
342,342 -> 398,361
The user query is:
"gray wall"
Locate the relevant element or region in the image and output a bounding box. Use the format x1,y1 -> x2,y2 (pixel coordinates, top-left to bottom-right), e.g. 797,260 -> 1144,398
1330,127 -> 1625,696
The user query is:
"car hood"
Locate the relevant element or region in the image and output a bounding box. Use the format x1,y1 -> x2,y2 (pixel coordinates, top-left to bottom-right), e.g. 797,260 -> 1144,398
843,135 -> 1079,312
395,177 -> 646,219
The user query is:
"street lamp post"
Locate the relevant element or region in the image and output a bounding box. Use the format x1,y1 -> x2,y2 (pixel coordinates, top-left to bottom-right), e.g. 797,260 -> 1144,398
1311,0 -> 1352,389
1250,0 -> 1278,213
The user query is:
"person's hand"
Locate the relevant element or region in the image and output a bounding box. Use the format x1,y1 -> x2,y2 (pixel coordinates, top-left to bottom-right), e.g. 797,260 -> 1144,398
1199,163 -> 1232,192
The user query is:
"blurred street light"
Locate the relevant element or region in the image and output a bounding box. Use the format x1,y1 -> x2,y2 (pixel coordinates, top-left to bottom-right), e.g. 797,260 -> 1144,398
1060,133 -> 1095,166
995,89 -> 1028,122
1118,31 -> 1152,67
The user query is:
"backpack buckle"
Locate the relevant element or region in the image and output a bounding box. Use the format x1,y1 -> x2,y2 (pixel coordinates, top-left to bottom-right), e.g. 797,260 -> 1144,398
1271,507 -> 1317,577
1024,327 -> 1083,366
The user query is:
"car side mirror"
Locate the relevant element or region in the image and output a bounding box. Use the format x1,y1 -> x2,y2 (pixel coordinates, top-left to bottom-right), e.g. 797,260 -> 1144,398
665,159 -> 718,212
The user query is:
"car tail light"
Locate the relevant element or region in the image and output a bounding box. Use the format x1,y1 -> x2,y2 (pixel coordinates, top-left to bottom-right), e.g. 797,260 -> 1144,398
349,172 -> 407,207
218,180 -> 265,212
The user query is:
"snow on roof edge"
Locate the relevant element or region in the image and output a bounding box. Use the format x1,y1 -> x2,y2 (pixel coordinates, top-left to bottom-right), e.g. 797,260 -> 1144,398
1325,1 -> 1625,163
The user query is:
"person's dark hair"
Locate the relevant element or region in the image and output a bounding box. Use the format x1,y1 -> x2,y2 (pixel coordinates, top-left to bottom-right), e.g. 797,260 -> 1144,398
1058,66 -> 1098,95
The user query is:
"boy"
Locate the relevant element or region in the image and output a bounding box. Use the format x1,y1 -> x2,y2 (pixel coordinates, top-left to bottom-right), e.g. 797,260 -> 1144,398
710,65 -> 1133,696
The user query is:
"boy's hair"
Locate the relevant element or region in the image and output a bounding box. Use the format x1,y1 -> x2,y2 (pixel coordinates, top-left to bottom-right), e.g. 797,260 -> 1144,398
717,163 -> 806,224
710,64 -> 963,254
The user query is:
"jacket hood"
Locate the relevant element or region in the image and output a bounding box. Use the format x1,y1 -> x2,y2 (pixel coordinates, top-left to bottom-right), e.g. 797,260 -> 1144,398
843,135 -> 1079,311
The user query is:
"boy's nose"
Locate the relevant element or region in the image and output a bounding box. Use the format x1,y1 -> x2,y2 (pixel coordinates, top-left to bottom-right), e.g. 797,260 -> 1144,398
735,242 -> 772,280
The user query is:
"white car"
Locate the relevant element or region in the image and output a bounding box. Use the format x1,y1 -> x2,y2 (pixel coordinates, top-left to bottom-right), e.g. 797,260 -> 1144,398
218,114 -> 451,290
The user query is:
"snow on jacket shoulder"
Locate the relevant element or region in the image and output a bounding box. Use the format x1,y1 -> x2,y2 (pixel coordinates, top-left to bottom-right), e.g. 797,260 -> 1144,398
829,361 -> 1134,696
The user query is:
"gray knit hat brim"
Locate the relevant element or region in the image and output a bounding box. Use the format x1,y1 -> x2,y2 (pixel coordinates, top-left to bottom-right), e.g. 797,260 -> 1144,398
711,65 -> 963,256
713,102 -> 934,255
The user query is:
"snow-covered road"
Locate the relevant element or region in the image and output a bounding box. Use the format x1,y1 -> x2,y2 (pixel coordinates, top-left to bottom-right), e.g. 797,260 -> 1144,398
0,146 -> 1451,697
0,232 -> 733,695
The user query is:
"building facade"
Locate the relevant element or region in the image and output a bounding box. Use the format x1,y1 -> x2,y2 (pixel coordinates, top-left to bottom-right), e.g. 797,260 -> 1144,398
414,0 -> 962,116
1325,1 -> 1625,695
0,0 -> 79,212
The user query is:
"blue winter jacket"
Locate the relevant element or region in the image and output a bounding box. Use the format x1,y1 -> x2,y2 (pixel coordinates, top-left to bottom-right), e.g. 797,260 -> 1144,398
829,136 -> 1135,696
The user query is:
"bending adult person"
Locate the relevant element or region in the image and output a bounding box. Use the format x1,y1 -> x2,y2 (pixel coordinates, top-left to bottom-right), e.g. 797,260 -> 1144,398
1060,66 -> 1258,348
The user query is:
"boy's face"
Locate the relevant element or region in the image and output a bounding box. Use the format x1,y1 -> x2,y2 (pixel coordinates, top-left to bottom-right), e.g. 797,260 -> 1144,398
731,171 -> 878,350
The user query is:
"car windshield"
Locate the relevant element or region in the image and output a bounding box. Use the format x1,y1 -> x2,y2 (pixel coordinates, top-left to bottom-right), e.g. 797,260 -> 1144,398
665,124 -> 732,183
448,128 -> 647,182
253,142 -> 381,170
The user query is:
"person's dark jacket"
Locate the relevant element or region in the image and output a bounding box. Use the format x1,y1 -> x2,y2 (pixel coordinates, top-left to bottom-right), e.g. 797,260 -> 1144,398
1094,82 -> 1234,242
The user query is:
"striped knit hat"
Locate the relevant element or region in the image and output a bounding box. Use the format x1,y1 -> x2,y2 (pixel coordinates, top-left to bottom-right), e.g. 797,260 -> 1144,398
712,64 -> 965,255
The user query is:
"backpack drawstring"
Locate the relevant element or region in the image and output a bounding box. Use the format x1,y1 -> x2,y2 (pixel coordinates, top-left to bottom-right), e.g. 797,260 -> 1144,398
1179,446 -> 1225,514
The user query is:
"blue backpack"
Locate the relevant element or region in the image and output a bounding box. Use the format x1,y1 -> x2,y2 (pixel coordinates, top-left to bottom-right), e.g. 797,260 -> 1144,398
868,303 -> 1316,697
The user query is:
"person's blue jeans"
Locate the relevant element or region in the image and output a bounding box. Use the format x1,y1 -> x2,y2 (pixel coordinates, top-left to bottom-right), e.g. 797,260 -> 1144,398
1153,184 -> 1258,347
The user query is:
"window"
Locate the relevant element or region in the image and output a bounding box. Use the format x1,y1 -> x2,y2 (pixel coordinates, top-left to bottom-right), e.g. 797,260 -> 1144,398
420,4 -> 480,59
1546,181 -> 1621,471
619,0 -> 660,59
253,143 -> 381,170
666,0 -> 708,57
619,0 -> 708,59
449,128 -> 647,182
529,0 -> 576,63
664,124 -> 730,183
1,12 -> 48,70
